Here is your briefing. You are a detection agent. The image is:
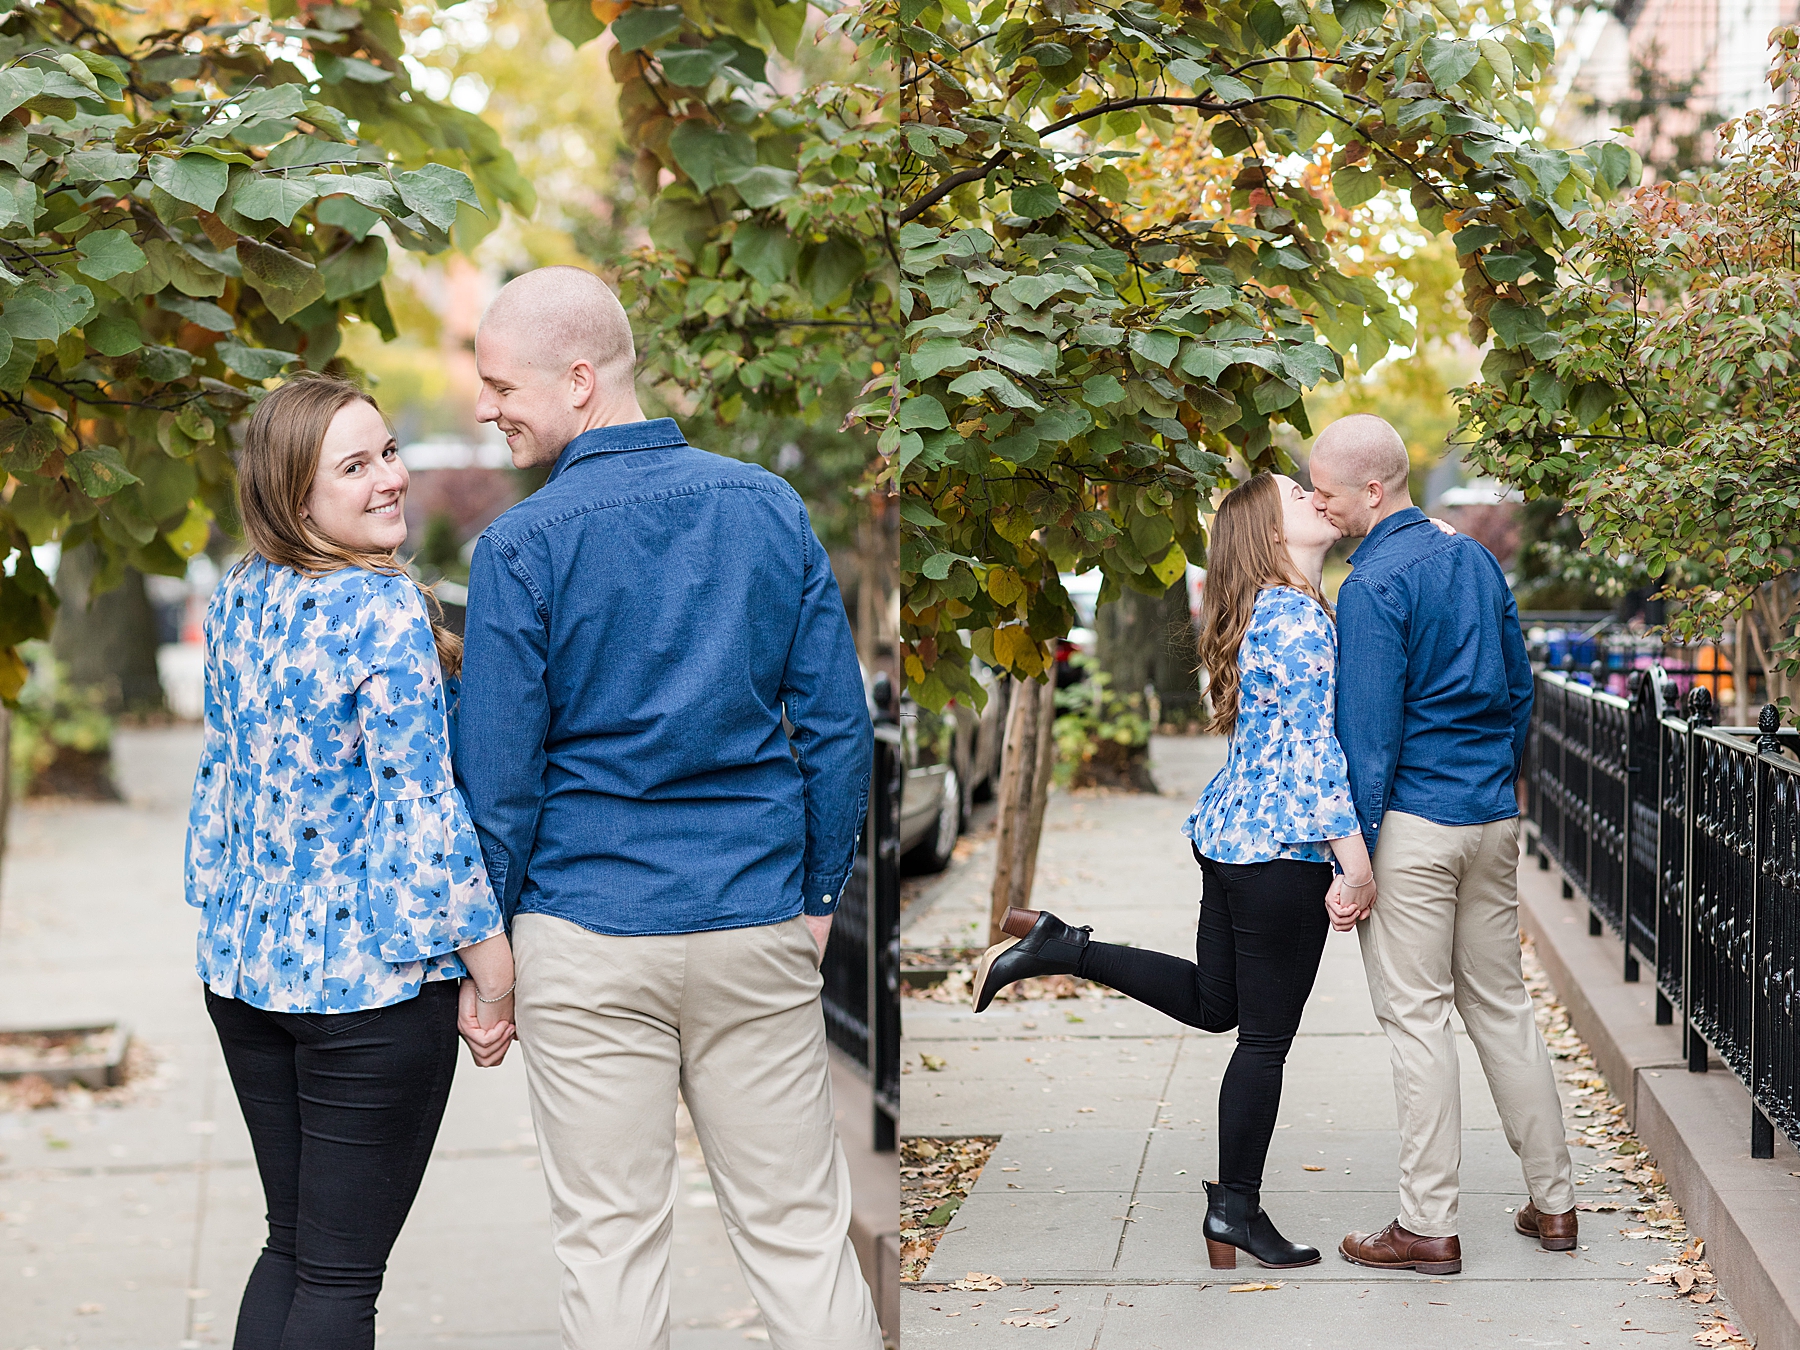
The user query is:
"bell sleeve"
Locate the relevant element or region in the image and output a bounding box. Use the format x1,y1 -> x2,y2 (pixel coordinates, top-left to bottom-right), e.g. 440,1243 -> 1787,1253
351,577 -> 505,964
1269,591 -> 1361,845
184,607 -> 232,910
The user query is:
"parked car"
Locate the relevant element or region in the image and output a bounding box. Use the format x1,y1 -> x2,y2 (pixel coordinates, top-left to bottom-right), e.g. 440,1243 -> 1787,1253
872,660 -> 1009,874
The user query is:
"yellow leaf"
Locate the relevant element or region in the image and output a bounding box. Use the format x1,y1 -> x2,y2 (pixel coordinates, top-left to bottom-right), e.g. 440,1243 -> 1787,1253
166,502 -> 211,560
904,654 -> 925,681
1229,1281 -> 1282,1292
991,623 -> 1034,671
591,0 -> 627,21
985,566 -> 1025,606
1149,541 -> 1187,587
0,645 -> 25,703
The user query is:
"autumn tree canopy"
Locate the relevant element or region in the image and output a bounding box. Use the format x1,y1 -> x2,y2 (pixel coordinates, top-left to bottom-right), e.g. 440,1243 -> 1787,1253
581,0 -> 1638,709
0,0 -> 531,696
1459,26 -> 1800,706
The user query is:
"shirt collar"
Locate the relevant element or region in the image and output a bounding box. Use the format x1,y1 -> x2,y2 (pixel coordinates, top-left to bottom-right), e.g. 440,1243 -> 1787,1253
547,418 -> 687,483
1348,505 -> 1428,566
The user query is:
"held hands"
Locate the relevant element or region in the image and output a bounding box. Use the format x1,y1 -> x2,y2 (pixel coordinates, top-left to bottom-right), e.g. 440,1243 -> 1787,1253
457,978 -> 516,1068
1325,872 -> 1377,932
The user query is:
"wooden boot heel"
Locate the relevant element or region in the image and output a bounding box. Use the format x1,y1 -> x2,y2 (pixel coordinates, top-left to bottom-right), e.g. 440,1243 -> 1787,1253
1205,1238 -> 1238,1270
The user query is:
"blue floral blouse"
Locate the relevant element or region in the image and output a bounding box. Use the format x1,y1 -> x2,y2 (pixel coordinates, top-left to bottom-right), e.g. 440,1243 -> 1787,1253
184,558 -> 505,1013
1186,585 -> 1360,864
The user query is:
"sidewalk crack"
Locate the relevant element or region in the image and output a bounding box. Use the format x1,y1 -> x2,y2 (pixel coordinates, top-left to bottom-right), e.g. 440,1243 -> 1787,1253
1111,1034 -> 1185,1271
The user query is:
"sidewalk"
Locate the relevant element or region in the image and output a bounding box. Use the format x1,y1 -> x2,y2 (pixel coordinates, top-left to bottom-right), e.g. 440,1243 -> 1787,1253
900,736 -> 1749,1348
0,727 -> 802,1350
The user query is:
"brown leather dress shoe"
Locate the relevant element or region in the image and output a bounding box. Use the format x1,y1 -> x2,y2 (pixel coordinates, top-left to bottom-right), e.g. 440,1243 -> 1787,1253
1339,1220 -> 1462,1274
1515,1201 -> 1578,1251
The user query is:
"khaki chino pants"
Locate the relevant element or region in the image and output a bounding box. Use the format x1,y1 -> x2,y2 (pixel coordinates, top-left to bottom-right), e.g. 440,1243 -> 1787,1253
1358,811 -> 1574,1237
513,913 -> 882,1350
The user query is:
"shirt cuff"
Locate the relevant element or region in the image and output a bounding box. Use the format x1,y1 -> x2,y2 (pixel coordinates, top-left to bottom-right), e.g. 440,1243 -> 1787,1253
802,875 -> 845,916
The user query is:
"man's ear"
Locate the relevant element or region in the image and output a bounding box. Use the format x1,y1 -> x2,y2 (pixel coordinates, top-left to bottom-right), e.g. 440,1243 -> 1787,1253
1367,480 -> 1386,513
568,358 -> 598,410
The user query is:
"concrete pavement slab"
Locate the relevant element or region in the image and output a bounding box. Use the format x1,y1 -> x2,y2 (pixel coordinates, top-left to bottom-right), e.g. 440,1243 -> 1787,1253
901,1285 -> 1110,1347
901,1035 -> 1182,1135
919,1189 -> 1136,1281
1076,1278 -> 1706,1350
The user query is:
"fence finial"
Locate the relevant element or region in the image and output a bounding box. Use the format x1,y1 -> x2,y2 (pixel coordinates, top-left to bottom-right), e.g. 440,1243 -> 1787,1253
1687,685 -> 1715,726
1759,704 -> 1781,755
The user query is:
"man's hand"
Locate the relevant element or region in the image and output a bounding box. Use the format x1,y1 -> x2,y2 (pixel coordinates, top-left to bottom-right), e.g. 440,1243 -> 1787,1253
1325,875 -> 1377,932
805,913 -> 833,963
458,979 -> 515,1067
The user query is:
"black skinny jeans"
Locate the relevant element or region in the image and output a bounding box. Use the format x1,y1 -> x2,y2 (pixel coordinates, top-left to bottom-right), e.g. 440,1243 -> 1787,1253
1078,850 -> 1332,1198
206,980 -> 459,1350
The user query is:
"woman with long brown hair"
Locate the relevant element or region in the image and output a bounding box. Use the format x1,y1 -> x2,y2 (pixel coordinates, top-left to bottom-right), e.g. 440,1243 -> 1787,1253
185,376 -> 514,1349
970,471 -> 1375,1271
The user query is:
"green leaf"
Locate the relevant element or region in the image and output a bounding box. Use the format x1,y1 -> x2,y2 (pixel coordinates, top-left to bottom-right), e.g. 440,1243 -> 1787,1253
150,154 -> 230,212
215,339 -> 300,380
898,396 -> 950,430
797,236 -> 864,306
0,69 -> 46,121
1422,37 -> 1480,90
236,239 -> 326,322
1010,182 -> 1061,218
731,221 -> 799,286
1339,0 -> 1389,31
1082,373 -> 1125,405
1128,329 -> 1180,369
948,368 -> 1040,410
547,0 -> 609,45
1247,0 -> 1291,45
230,175 -> 320,226
0,278 -> 95,341
660,45 -> 731,86
721,164 -> 797,209
138,345 -> 196,381
66,445 -> 140,500
321,235 -> 388,302
910,338 -> 981,380
612,6 -> 685,51
63,149 -> 139,183
669,122 -> 756,193
986,334 -> 1056,377
159,292 -> 235,332
143,240 -> 227,298
1209,73 -> 1256,103
316,53 -> 394,83
87,311 -> 142,356
1280,342 -> 1339,387
76,229 -> 149,283
396,164 -> 480,231
317,194 -> 381,240
1487,299 -> 1548,351
1251,376 -> 1301,413
1333,164 -> 1382,208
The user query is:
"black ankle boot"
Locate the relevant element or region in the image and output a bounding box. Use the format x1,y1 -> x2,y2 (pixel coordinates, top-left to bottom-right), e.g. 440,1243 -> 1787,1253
971,911 -> 1093,1012
1202,1181 -> 1320,1270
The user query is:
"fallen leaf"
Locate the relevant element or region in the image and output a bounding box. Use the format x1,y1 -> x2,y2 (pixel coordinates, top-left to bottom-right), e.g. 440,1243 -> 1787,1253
1001,1317 -> 1061,1329
952,1272 -> 1004,1291
1692,1291 -> 1715,1304
1674,1268 -> 1696,1294
75,1303 -> 103,1315
1303,1165 -> 1325,1172
920,1054 -> 946,1071
1230,1282 -> 1282,1292
1077,1107 -> 1095,1113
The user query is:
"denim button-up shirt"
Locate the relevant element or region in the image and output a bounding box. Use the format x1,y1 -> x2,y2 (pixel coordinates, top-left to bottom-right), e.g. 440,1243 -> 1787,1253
185,559 -> 505,1012
454,419 -> 872,935
1187,586 -> 1359,863
1334,507 -> 1534,853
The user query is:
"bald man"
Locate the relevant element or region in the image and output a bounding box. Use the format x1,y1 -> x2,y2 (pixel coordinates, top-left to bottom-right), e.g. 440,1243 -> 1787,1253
453,267 -> 882,1350
1309,415 -> 1573,1276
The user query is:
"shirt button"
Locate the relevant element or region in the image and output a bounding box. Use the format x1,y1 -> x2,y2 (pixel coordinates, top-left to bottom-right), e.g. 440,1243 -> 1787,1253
821,894 -> 832,905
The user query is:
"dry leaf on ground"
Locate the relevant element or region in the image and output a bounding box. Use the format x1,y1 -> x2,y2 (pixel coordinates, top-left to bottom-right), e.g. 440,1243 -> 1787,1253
1229,1282 -> 1282,1292
952,1272 -> 1005,1291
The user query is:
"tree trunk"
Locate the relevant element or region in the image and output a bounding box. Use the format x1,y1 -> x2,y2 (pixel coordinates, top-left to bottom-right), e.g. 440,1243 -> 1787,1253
51,543 -> 165,715
1093,580 -> 1199,723
987,675 -> 1057,946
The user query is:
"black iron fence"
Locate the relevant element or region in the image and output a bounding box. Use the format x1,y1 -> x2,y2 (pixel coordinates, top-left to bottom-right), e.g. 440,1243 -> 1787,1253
820,728 -> 901,1152
1527,670 -> 1800,1158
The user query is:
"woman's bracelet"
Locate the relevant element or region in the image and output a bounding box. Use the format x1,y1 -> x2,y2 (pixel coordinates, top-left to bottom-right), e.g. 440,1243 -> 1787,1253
1340,873 -> 1376,889
474,979 -> 516,1004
